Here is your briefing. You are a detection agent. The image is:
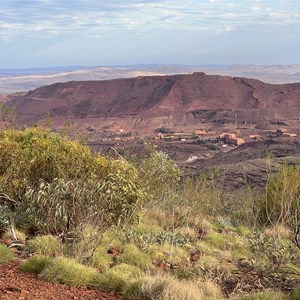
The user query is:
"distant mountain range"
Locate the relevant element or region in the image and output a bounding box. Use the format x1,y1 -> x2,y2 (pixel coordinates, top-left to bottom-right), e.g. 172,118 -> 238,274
1,64 -> 300,94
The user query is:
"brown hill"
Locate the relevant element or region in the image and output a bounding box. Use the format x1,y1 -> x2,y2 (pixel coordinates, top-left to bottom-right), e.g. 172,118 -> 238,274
8,72 -> 300,134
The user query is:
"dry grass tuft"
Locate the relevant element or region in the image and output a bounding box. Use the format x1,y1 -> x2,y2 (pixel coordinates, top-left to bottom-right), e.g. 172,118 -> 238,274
139,273 -> 223,300
264,224 -> 292,240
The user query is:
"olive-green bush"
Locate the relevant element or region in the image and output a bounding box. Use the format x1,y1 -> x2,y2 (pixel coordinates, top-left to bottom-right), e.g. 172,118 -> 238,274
260,165 -> 300,228
0,127 -> 109,199
139,151 -> 181,201
0,128 -> 147,260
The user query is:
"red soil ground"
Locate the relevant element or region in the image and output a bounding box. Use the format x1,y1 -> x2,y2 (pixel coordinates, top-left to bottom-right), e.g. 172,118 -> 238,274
0,260 -> 121,300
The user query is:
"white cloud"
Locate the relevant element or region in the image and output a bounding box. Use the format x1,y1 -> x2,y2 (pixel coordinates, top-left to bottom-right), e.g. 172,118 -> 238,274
0,0 -> 300,40
252,6 -> 261,11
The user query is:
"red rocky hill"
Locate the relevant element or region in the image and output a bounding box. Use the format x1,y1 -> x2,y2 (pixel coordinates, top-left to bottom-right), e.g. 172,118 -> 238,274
7,72 -> 300,134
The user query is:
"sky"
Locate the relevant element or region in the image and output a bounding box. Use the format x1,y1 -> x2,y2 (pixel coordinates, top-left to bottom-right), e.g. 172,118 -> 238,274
0,0 -> 300,68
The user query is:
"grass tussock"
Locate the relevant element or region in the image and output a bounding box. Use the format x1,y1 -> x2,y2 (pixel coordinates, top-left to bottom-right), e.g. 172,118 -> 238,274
26,235 -> 64,257
139,274 -> 223,300
20,255 -> 51,274
40,257 -> 98,286
264,224 -> 292,240
0,244 -> 15,264
91,263 -> 141,293
240,290 -> 286,300
142,208 -> 168,228
89,245 -> 113,272
117,244 -> 152,270
3,229 -> 26,242
289,287 -> 300,300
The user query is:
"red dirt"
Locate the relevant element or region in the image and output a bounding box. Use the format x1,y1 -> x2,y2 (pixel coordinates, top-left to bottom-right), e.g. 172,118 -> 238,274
9,72 -> 300,123
0,260 -> 121,300
5,72 -> 300,136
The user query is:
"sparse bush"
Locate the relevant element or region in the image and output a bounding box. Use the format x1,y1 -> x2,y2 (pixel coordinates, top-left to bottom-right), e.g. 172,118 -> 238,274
20,255 -> 51,274
260,165 -> 300,228
248,231 -> 296,266
226,187 -> 261,227
0,244 -> 15,264
165,176 -> 223,229
0,102 -> 16,127
123,227 -> 195,250
40,256 -> 98,286
139,151 -> 181,201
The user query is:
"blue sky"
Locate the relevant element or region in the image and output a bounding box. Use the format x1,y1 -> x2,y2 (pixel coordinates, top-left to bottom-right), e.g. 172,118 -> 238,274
0,0 -> 300,68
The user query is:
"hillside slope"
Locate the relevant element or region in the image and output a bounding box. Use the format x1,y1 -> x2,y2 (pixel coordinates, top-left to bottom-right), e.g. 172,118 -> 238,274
7,72 -> 300,133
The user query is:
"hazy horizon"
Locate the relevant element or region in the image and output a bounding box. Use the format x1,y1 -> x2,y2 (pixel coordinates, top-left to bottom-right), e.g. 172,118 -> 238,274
1,63 -> 300,72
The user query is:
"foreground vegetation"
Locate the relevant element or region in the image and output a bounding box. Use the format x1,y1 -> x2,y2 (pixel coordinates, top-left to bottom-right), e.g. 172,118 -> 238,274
1,127 -> 300,299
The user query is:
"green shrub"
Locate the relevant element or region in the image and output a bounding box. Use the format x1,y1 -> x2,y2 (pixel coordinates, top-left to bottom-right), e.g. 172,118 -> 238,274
0,244 -> 15,264
0,128 -> 146,247
139,151 -> 181,201
247,231 -> 296,266
20,255 -> 51,274
92,263 -> 141,292
40,256 -> 98,286
123,227 -> 195,250
25,173 -> 145,261
24,161 -> 145,234
0,127 -> 107,199
0,128 -> 146,261
179,176 -> 223,218
260,165 -> 300,227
